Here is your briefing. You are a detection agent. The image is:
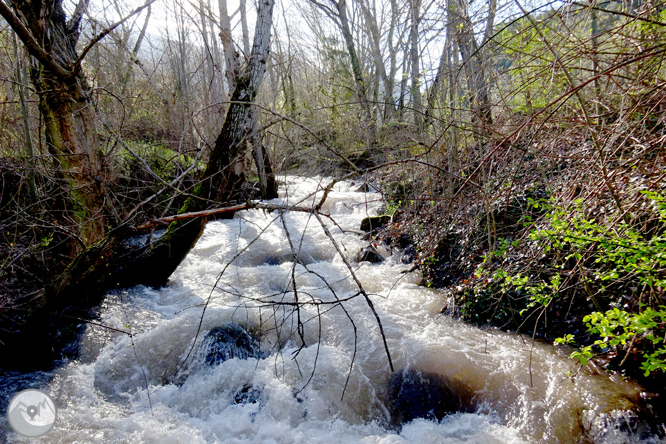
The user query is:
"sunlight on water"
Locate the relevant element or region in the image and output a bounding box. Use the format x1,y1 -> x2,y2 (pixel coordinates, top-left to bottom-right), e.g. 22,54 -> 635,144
3,177 -> 658,443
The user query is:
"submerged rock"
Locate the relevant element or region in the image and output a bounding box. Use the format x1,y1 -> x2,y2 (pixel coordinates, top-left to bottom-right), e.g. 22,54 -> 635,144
360,215 -> 392,233
233,384 -> 266,421
387,369 -> 463,426
583,409 -> 656,443
263,254 -> 293,266
356,245 -> 384,263
234,384 -> 263,405
201,324 -> 263,366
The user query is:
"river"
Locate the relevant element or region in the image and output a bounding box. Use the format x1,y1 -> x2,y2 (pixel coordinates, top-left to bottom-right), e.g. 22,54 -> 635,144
0,176 -> 660,443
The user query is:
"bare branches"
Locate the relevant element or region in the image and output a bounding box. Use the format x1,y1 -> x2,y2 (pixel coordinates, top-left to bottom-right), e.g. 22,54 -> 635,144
75,0 -> 158,70
313,212 -> 395,372
0,2 -> 73,80
135,201 -> 330,229
136,204 -> 252,229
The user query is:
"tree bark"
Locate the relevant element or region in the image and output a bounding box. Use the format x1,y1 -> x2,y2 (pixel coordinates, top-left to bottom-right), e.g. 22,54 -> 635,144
0,0 -> 111,249
54,0 -> 276,292
220,0 -> 278,199
130,0 -> 277,285
219,0 -> 240,92
0,0 -> 277,366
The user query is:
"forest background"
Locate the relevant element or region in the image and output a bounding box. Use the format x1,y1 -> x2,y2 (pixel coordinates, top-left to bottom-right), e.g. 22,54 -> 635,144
0,0 -> 664,420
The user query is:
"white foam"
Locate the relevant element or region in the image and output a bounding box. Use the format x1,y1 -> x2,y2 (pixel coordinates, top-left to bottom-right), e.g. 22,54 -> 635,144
10,177 -> 649,444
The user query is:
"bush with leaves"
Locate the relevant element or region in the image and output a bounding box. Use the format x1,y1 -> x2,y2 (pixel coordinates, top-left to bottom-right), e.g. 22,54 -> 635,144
469,191 -> 666,381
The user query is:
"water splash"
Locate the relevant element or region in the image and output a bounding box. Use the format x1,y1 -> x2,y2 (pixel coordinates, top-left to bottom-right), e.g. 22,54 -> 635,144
2,177 -> 657,443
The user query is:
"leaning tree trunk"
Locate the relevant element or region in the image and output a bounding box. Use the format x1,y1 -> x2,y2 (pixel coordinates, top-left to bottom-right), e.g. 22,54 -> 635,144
0,0 -> 277,366
220,0 -> 278,199
32,67 -> 108,246
43,0 -> 277,305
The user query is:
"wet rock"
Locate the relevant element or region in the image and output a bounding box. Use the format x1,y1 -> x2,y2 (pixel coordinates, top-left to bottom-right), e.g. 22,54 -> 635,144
583,409 -> 655,443
201,324 -> 263,366
356,245 -> 383,263
264,256 -> 284,266
387,369 -> 463,426
263,253 -> 315,266
263,254 -> 294,266
234,384 -> 263,404
360,215 -> 392,233
233,384 -> 266,421
401,245 -> 417,264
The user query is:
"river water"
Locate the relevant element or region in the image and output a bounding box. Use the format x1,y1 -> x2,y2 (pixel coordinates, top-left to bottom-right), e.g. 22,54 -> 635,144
1,177 -> 660,443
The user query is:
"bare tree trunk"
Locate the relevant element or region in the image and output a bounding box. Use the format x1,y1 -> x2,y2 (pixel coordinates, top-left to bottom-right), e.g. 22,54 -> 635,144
356,0 -> 395,122
121,4 -> 152,94
336,0 -> 373,125
209,0 -> 226,109
251,118 -> 279,199
398,40 -> 410,119
409,0 -> 422,128
219,0 -> 240,92
308,0 -> 377,163
450,0 -> 493,139
386,0 -> 404,121
240,0 -> 251,56
425,45 -> 447,127
139,0 -> 276,283
232,0 -> 278,199
198,0 -> 219,138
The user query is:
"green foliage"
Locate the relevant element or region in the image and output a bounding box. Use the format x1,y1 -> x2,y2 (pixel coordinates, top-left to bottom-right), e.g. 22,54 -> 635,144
559,307 -> 666,375
474,191 -> 666,376
528,192 -> 666,375
385,200 -> 401,217
477,265 -> 561,317
531,192 -> 666,291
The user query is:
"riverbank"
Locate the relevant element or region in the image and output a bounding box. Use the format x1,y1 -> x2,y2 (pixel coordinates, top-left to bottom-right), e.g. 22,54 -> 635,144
369,147 -> 666,434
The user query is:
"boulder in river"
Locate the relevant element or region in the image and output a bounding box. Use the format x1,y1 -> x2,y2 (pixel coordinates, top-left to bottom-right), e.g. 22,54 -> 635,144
356,245 -> 384,263
234,384 -> 263,405
360,215 -> 392,233
200,324 -> 263,366
387,369 -> 464,426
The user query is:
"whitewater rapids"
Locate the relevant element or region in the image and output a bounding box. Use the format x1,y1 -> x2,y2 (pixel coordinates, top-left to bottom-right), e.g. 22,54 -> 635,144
1,177 -> 656,443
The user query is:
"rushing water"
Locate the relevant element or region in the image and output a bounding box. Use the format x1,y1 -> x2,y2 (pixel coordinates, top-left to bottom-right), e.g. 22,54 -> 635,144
1,177 -> 661,443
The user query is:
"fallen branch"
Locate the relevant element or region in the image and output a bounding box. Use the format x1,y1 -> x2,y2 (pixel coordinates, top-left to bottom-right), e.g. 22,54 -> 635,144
136,204 -> 251,229
136,202 -> 328,230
